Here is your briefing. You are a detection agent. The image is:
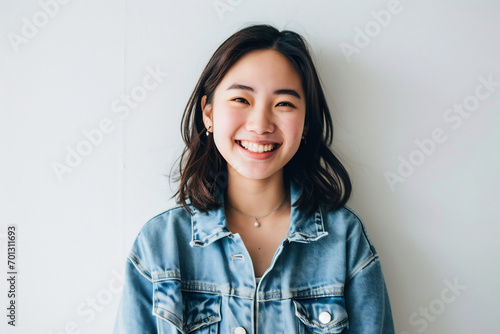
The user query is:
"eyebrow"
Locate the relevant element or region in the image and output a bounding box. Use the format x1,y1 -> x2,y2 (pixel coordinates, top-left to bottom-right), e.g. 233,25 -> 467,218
227,83 -> 301,99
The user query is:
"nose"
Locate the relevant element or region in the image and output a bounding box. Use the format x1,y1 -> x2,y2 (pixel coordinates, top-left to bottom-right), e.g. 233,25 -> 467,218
245,102 -> 275,134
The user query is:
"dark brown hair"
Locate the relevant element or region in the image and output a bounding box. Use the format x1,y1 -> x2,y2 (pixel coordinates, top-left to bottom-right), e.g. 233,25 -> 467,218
176,24 -> 351,215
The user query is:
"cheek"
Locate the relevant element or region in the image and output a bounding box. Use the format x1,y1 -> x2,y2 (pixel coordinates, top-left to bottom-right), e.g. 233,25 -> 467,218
212,108 -> 241,144
282,115 -> 305,143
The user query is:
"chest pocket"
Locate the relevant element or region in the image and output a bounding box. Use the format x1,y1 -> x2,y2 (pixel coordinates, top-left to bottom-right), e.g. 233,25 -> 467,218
154,281 -> 222,333
292,296 -> 349,334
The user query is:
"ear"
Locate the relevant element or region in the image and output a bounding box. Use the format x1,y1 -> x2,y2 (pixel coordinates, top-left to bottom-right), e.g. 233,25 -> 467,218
201,95 -> 213,132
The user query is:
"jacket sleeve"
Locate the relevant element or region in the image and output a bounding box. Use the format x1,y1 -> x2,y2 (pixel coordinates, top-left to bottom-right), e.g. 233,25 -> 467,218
113,254 -> 158,333
114,212 -> 184,334
342,209 -> 395,333
344,257 -> 394,333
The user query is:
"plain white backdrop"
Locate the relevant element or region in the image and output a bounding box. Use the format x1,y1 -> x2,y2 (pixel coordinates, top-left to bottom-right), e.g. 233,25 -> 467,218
1,0 -> 499,333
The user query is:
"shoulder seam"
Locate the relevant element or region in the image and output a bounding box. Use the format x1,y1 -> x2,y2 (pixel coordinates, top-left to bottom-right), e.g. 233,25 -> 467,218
127,252 -> 154,282
348,254 -> 379,281
125,205 -> 191,284
137,205 -> 191,236
148,205 -> 190,222
343,205 -> 364,223
343,205 -> 377,254
341,205 -> 381,281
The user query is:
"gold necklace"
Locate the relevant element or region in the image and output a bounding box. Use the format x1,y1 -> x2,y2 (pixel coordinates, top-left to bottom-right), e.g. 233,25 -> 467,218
227,197 -> 287,227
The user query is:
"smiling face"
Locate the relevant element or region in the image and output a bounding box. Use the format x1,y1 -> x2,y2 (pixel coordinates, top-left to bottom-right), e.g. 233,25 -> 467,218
202,49 -> 306,182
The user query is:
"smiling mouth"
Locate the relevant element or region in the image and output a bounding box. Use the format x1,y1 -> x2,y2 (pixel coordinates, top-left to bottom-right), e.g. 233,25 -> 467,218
237,140 -> 280,153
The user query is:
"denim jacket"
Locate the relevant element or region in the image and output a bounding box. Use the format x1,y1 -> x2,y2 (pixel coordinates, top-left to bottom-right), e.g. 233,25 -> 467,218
114,182 -> 394,333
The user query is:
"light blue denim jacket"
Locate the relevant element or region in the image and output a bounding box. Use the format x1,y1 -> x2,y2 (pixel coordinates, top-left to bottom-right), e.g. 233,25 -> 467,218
114,182 -> 394,333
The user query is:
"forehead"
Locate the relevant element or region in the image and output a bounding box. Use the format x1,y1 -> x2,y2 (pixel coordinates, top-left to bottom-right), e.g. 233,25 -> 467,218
218,49 -> 303,92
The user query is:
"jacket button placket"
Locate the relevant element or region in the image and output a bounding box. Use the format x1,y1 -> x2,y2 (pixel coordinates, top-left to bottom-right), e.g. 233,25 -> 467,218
227,234 -> 255,332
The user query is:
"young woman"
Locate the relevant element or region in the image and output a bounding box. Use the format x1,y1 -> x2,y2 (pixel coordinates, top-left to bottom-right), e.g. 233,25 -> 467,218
114,24 -> 394,333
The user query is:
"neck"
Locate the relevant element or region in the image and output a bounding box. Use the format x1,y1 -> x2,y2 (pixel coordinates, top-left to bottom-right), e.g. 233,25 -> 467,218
226,168 -> 287,217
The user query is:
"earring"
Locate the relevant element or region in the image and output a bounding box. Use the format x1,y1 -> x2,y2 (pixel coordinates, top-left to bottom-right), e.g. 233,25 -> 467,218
302,135 -> 306,144
206,131 -> 209,136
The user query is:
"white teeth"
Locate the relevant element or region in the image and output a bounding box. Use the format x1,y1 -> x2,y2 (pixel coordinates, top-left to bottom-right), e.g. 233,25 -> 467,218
239,140 -> 275,153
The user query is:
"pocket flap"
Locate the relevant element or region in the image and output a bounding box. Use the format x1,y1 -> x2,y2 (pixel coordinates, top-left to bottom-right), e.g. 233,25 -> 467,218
154,281 -> 222,333
183,292 -> 222,333
293,296 -> 348,333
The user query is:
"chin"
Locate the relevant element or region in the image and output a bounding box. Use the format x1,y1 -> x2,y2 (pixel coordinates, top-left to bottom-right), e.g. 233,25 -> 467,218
233,166 -> 283,181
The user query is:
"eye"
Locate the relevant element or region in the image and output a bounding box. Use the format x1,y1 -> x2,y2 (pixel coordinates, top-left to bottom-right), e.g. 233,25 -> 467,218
231,97 -> 249,104
276,101 -> 296,108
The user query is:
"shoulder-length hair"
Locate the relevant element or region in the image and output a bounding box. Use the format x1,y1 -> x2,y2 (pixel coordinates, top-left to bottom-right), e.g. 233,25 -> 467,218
176,24 -> 351,215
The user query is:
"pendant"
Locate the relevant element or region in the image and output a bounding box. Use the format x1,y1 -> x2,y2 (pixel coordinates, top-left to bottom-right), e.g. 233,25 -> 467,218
254,219 -> 260,227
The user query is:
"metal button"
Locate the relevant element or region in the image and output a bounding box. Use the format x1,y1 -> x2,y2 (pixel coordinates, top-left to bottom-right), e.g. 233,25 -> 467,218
232,327 -> 246,334
319,311 -> 332,324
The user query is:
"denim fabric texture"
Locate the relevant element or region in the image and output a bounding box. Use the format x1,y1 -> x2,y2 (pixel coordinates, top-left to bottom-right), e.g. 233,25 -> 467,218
114,182 -> 395,333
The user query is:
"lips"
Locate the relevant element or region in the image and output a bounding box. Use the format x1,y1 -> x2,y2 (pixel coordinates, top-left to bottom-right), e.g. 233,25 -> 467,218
237,140 -> 280,153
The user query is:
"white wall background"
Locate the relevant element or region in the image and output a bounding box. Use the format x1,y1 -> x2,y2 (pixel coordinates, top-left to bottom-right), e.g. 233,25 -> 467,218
1,0 -> 499,333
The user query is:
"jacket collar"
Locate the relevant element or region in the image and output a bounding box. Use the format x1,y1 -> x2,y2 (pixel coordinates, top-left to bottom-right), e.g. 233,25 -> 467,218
189,181 -> 328,247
